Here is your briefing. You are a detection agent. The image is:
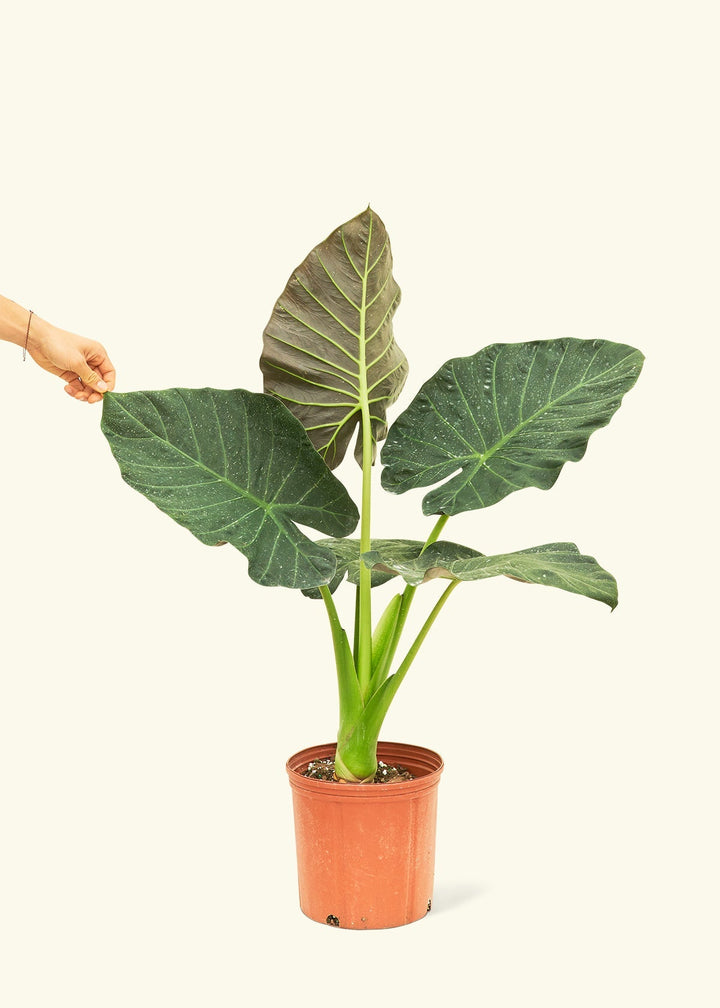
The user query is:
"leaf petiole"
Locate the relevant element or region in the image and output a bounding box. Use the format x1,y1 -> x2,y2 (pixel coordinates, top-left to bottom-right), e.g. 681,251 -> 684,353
371,512 -> 452,687
358,579 -> 461,742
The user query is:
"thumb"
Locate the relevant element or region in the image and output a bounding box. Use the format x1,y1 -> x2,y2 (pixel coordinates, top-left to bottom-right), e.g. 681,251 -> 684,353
75,358 -> 109,392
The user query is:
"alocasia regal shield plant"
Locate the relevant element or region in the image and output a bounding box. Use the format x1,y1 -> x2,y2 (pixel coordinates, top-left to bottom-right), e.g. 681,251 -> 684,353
101,208 -> 643,782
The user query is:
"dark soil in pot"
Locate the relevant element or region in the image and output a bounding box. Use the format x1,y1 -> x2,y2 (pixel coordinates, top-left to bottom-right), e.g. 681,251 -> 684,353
302,758 -> 415,784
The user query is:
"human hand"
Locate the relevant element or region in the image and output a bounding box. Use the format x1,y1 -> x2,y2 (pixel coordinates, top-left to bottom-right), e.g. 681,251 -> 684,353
28,318 -> 116,404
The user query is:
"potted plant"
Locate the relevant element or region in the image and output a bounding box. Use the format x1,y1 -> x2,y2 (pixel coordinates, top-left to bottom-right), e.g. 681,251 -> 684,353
100,207 -> 644,929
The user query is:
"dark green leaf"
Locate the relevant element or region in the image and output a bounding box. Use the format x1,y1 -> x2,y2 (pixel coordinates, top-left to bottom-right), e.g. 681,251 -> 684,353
260,207 -> 408,469
101,388 -> 358,589
381,338 -> 644,515
301,538 -> 423,598
362,539 -> 618,608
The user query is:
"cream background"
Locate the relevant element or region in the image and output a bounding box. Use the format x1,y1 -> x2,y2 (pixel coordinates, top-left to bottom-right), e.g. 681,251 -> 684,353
1,2 -> 717,1005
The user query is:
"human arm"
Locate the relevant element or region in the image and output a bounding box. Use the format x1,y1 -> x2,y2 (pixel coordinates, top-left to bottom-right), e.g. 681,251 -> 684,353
0,295 -> 116,404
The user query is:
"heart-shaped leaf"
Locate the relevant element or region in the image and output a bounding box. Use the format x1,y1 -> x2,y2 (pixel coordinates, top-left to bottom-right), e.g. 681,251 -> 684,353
362,540 -> 618,608
381,338 -> 644,515
101,388 -> 359,589
260,207 -> 408,469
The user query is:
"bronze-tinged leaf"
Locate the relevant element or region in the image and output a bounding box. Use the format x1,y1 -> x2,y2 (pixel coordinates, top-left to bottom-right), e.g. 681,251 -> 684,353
260,207 -> 407,469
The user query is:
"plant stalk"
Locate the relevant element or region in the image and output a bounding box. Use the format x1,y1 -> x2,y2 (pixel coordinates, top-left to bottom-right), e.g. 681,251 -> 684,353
355,216 -> 375,699
319,581 -> 342,636
320,584 -> 363,741
375,512 -> 452,691
333,512 -> 459,780
357,401 -> 373,696
393,579 -> 460,688
353,585 -> 361,667
422,513 -> 449,552
342,579 -> 462,759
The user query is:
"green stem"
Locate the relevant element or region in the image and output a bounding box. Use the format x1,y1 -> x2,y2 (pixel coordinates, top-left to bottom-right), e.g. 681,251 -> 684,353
320,580 -> 342,633
357,405 -> 373,695
354,579 -> 461,745
320,583 -> 363,734
376,512 -> 452,691
387,585 -> 417,671
393,579 -> 460,686
353,584 -> 361,667
355,215 -> 375,699
422,513 -> 449,553
334,520 -> 459,782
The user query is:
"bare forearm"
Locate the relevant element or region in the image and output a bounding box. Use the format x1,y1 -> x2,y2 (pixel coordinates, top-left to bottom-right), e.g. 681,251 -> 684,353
0,295 -> 42,349
0,293 -> 116,403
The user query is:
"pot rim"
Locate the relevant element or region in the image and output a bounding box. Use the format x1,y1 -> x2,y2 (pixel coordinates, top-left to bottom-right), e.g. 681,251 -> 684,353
286,741 -> 444,799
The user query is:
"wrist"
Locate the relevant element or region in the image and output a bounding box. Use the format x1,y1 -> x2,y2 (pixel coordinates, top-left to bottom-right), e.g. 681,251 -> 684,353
25,314 -> 52,355
0,296 -> 36,348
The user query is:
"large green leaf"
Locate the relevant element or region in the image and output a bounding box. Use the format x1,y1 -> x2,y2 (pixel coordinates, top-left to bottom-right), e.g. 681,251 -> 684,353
381,338 -> 644,515
101,388 -> 359,589
362,540 -> 618,609
304,537 -> 617,608
260,207 -> 408,469
301,538 -> 420,598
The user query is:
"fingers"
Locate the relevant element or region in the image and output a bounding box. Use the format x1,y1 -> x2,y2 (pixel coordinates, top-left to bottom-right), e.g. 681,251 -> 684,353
63,374 -> 105,405
65,342 -> 116,404
79,369 -> 108,392
31,322 -> 117,404
84,342 -> 117,392
96,356 -> 116,393
76,361 -> 108,392
64,381 -> 87,401
63,383 -> 102,403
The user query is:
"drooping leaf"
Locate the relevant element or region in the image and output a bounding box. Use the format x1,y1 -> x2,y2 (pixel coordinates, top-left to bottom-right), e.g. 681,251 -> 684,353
362,539 -> 618,608
101,388 -> 359,589
260,207 -> 408,469
301,538 -> 423,598
381,338 -> 644,515
361,540 -> 479,583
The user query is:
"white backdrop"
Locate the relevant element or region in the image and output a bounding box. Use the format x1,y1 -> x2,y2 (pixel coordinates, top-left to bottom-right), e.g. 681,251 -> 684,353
1,2 -> 717,1006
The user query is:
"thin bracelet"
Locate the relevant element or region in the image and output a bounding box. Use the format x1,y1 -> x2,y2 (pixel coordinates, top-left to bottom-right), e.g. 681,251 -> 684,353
23,310 -> 33,361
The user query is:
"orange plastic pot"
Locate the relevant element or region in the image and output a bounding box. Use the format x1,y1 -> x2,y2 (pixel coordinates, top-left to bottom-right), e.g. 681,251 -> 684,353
286,741 -> 444,930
